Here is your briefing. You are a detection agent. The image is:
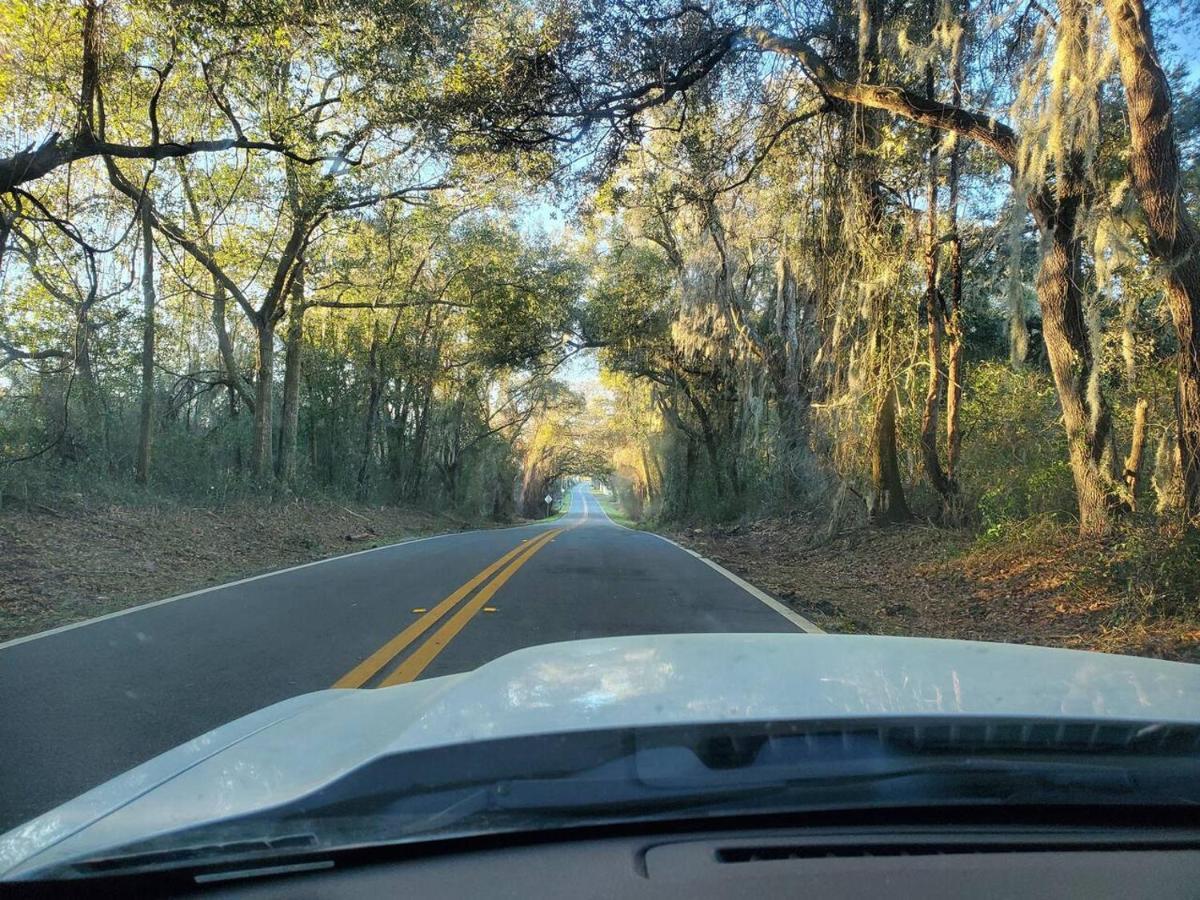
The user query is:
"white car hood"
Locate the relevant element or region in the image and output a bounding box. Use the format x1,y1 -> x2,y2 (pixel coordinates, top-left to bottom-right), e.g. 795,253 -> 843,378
3,632 -> 1200,878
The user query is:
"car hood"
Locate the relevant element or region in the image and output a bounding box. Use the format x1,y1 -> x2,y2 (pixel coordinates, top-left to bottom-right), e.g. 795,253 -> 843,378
4,632 -> 1200,878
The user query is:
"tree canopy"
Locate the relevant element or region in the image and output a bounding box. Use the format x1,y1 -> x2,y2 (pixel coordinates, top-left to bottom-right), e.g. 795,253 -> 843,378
2,0 -> 1199,539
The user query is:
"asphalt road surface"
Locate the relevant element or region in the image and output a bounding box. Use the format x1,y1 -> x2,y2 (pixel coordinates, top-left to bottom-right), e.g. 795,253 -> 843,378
0,485 -> 812,833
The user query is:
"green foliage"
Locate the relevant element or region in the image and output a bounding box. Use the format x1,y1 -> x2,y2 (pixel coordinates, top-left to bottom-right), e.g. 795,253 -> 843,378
458,223 -> 584,367
4,0 -> 1200,565
958,362 -> 1076,531
1096,526 -> 1200,622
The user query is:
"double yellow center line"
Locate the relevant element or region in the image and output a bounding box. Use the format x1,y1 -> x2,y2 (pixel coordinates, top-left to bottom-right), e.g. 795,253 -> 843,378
332,527 -> 564,689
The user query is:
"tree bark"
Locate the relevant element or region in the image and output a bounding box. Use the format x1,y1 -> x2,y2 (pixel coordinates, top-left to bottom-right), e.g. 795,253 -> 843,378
1124,397 -> 1149,507
357,321 -> 382,497
944,0 -> 967,483
919,13 -> 954,502
772,251 -> 811,490
870,386 -> 910,524
74,305 -> 104,452
249,321 -> 275,480
1102,0 -> 1200,518
677,376 -> 725,500
744,27 -> 1018,165
276,267 -> 305,481
406,386 -> 433,500
135,205 -> 156,484
1030,172 -> 1118,534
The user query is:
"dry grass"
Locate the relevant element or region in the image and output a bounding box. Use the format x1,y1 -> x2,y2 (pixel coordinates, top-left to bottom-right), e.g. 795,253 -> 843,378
0,497 -> 469,643
670,516 -> 1200,663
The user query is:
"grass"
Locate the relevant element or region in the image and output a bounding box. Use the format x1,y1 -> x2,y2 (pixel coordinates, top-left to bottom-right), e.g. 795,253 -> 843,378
595,493 -> 640,529
543,489 -> 573,522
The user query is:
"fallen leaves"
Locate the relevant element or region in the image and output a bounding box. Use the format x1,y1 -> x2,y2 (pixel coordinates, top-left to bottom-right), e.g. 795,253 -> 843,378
669,517 -> 1200,663
0,498 -> 463,642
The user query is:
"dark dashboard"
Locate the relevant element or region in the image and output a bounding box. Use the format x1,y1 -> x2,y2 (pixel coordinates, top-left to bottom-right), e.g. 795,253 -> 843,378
21,819 -> 1200,899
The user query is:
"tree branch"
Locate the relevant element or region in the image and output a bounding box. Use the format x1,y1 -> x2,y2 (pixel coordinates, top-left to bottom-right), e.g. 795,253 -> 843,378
741,27 -> 1019,167
1,133 -> 319,195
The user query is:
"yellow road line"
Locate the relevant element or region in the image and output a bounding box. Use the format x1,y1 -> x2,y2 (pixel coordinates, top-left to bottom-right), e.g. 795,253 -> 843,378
378,528 -> 563,687
331,534 -> 548,689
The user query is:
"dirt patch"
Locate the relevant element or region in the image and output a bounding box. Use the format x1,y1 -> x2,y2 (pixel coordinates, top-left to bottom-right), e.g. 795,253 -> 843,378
669,517 -> 1200,663
0,497 -> 471,643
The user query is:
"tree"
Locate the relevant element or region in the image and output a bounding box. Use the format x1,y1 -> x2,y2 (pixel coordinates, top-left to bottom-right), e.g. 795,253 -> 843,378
135,204 -> 156,483
1102,0 -> 1200,518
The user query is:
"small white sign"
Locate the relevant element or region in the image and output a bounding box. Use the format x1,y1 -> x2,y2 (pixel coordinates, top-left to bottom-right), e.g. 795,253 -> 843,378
544,494 -> 553,505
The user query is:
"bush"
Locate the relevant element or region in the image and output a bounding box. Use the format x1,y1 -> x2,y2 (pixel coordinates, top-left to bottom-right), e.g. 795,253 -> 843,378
1101,526 -> 1200,622
956,361 -> 1076,529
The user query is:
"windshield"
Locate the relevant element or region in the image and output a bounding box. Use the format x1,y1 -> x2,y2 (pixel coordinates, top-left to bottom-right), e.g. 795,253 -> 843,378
2,0 -> 1200,883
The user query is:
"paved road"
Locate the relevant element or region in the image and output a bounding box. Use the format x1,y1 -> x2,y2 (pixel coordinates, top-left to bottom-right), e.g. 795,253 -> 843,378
0,485 -> 809,832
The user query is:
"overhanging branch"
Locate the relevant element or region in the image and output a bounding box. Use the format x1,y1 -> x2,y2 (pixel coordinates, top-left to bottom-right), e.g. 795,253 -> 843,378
1,133 -> 320,195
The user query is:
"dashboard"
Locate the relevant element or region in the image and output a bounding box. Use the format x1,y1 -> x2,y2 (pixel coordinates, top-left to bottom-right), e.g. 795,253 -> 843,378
135,822 -> 1200,898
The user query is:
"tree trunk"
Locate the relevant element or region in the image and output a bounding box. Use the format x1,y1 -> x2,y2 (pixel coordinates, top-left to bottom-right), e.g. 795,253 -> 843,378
650,447 -> 666,502
1103,0 -> 1200,518
406,386 -> 432,499
1124,397 -> 1149,507
857,0 -> 912,524
746,12 -> 1122,532
1030,178 -> 1118,534
640,447 -> 655,502
74,306 -> 104,452
276,269 -> 305,481
683,435 -> 697,512
945,210 -> 965,481
919,25 -> 954,502
944,0 -> 966,484
249,321 -> 275,481
680,380 -> 724,500
229,380 -> 243,472
1007,197 -> 1031,369
357,322 -> 382,498
210,284 -> 253,408
390,382 -> 412,486
135,205 -> 156,484
869,386 -> 911,524
772,252 -> 810,492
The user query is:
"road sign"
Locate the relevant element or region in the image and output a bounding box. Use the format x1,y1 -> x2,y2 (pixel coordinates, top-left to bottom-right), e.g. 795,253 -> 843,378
544,494 -> 553,505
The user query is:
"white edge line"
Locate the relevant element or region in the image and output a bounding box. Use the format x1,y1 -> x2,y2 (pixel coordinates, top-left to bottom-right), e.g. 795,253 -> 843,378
587,488 -> 824,635
0,520 -> 555,652
650,534 -> 825,634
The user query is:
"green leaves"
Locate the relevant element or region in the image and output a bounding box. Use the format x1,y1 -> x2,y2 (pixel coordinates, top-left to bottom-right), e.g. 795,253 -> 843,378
452,221 -> 582,368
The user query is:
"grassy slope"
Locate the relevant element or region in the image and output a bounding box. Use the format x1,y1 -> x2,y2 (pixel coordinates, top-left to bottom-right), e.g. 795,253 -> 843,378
594,494 -> 639,528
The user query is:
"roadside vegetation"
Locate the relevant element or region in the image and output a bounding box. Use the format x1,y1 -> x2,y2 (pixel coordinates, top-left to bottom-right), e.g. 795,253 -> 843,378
2,0 -> 1198,657
0,495 -> 465,642
593,488 -> 640,530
